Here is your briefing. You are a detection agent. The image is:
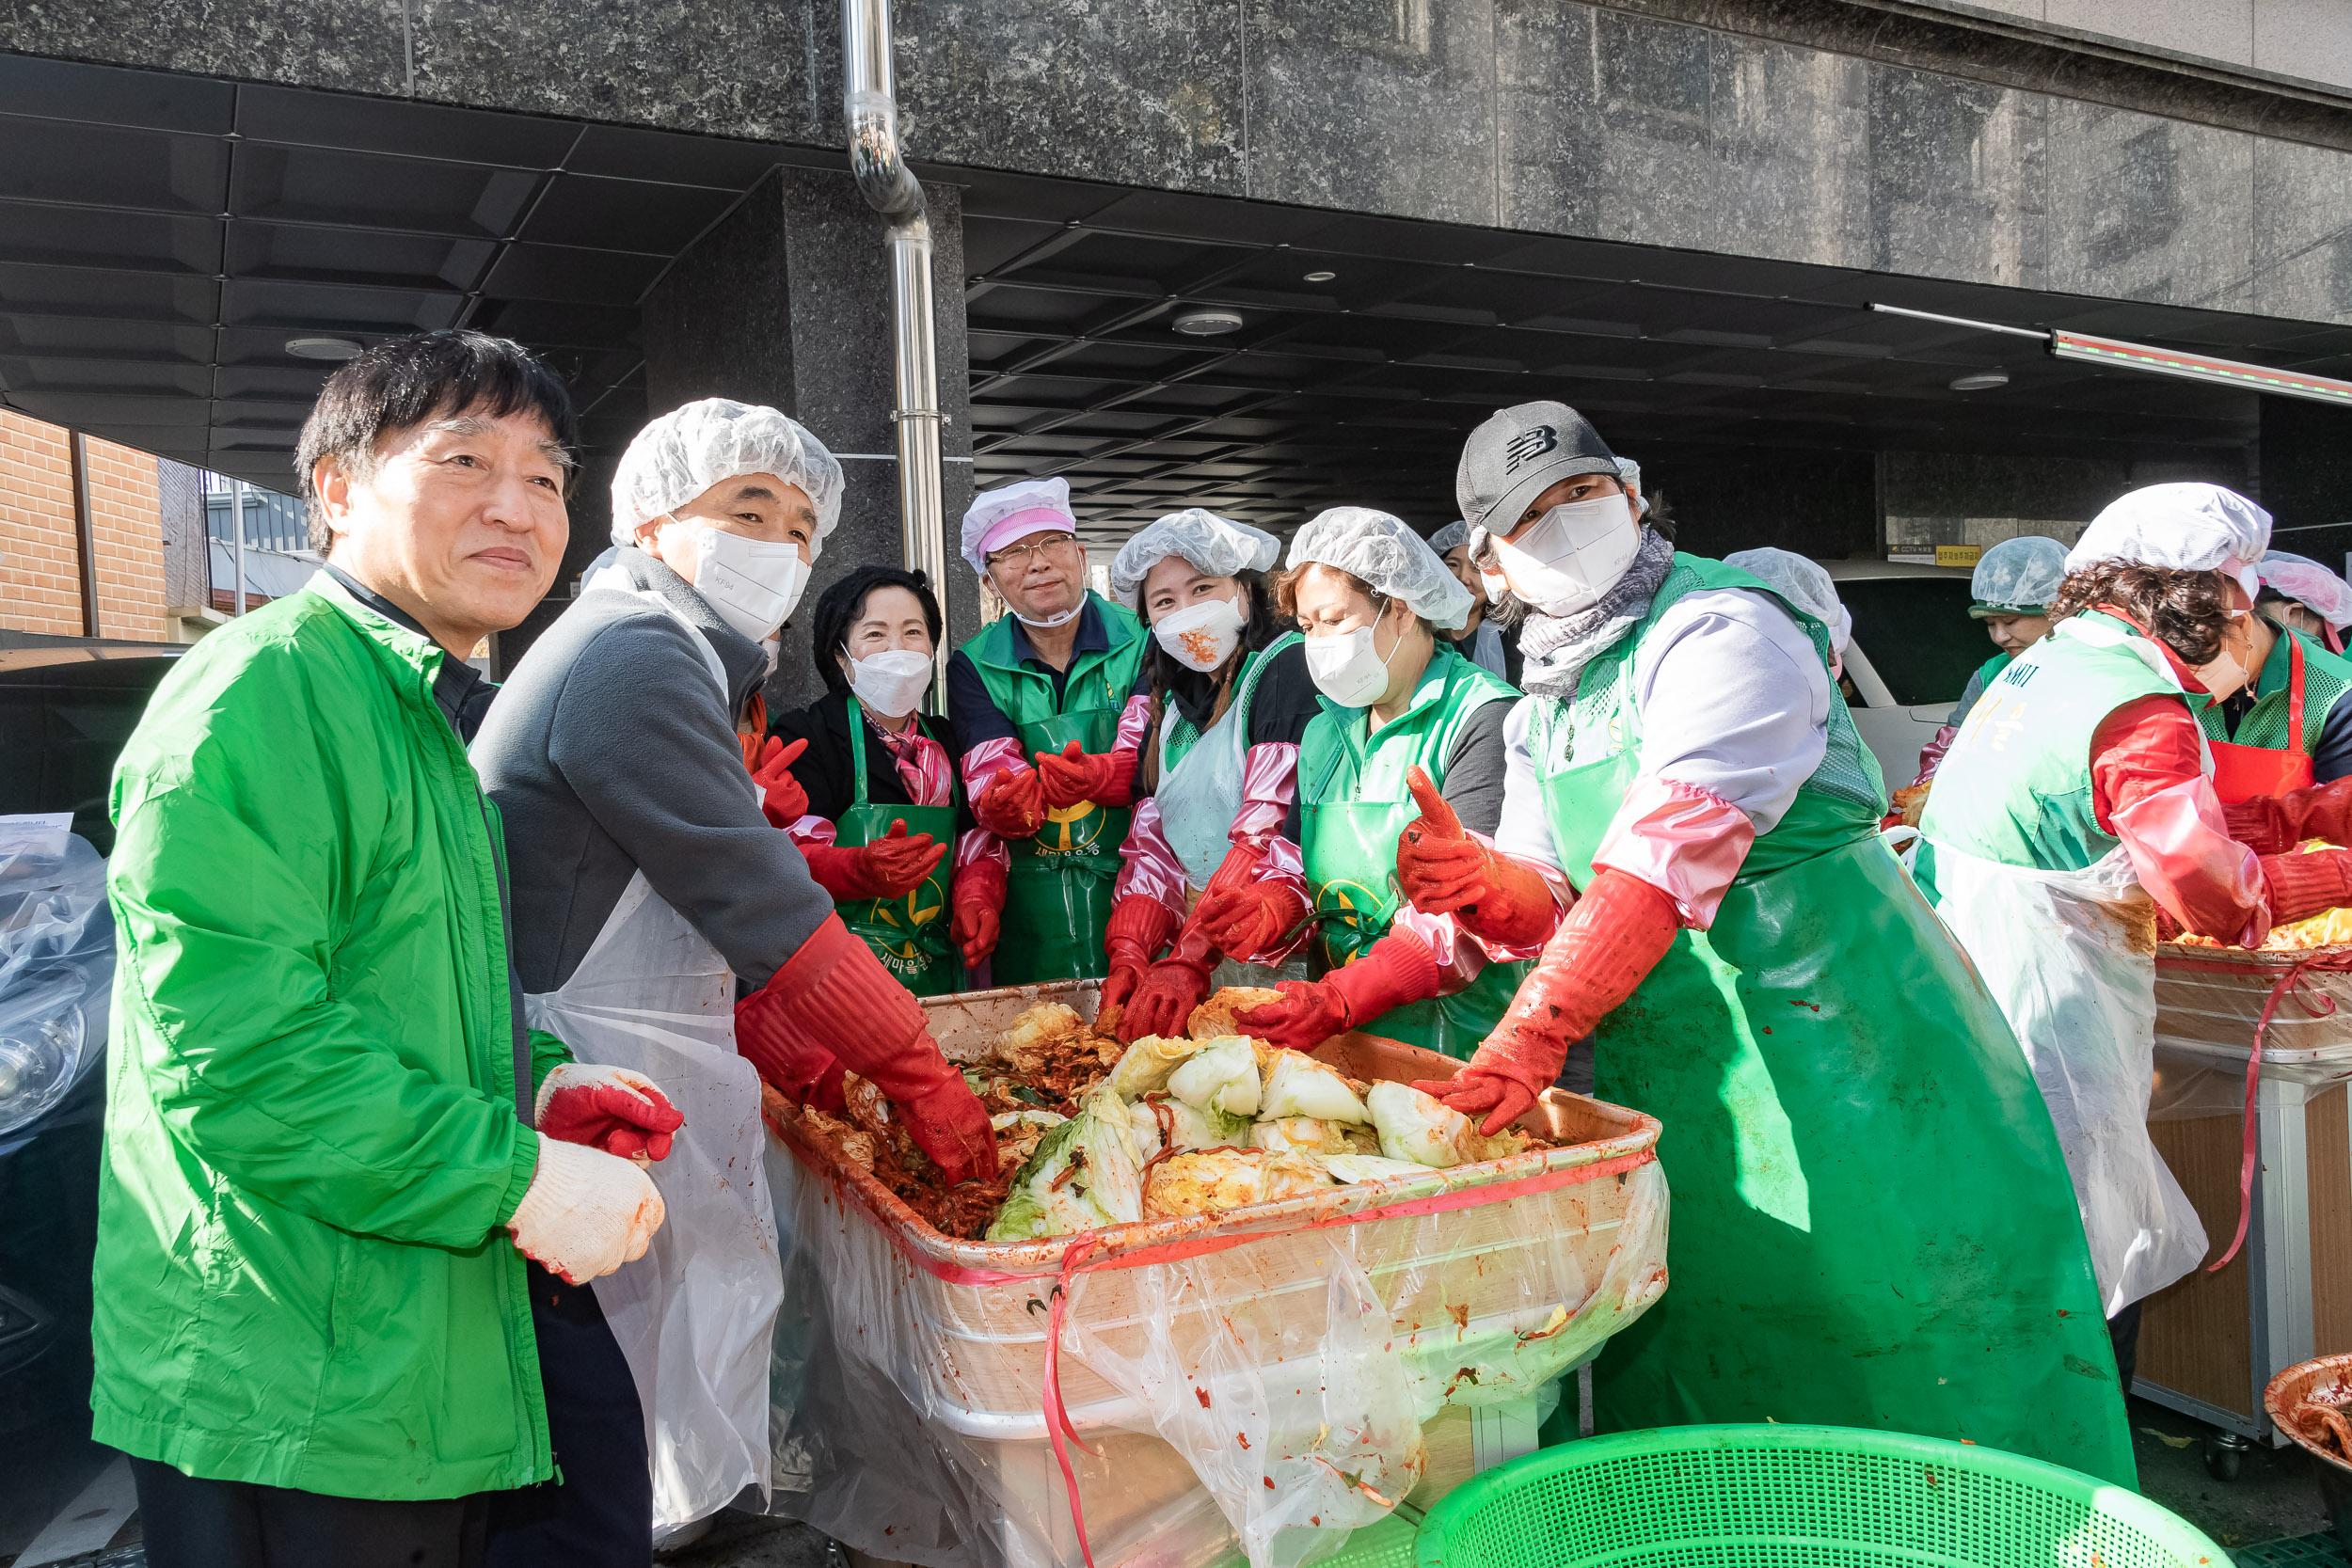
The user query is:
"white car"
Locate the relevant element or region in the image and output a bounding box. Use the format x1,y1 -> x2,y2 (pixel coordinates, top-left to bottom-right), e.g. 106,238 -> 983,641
1818,559 -> 1995,791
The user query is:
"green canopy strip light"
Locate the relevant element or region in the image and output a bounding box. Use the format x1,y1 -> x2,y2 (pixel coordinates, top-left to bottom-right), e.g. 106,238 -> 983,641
1867,301 -> 2352,409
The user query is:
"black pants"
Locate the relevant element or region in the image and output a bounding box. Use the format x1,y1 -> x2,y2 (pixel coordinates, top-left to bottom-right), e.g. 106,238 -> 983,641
2108,1299 -> 2144,1392
132,1265 -> 649,1568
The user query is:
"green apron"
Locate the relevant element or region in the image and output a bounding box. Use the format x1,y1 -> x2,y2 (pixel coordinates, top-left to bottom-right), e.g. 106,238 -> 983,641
963,594 -> 1150,986
1297,643 -> 1528,1059
835,698 -> 961,997
1538,554 -> 2134,1486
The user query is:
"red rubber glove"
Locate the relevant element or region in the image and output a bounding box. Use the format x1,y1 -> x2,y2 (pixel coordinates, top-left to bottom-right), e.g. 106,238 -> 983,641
2262,847 -> 2352,925
1234,929 -> 1439,1053
802,821 -> 948,902
950,856 -> 1007,970
736,915 -> 995,1184
1122,921 -> 1218,1042
1036,738 -> 1137,811
1189,844 -> 1310,961
750,736 -> 810,830
1101,895 -> 1178,1012
2230,776 -> 2352,855
534,1064 -> 688,1164
974,764 -> 1046,838
1413,870 -> 1680,1135
1393,765 -> 1558,948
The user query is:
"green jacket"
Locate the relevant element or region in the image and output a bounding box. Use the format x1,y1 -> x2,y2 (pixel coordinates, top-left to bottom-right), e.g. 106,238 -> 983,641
93,573 -> 569,1498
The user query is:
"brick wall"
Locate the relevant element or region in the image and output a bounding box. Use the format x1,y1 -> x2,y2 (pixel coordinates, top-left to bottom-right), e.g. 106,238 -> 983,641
0,409 -> 172,641
0,409 -> 85,636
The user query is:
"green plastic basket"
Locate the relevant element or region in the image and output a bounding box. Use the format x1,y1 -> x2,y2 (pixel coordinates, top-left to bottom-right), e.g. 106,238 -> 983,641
1412,1425 -> 2231,1568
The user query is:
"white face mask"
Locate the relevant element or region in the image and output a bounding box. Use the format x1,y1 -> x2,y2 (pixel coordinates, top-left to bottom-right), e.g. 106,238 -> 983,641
1491,492 -> 1640,618
684,522 -> 810,644
1012,603 -> 1083,630
844,647 -> 933,718
1304,615 -> 1401,708
1152,594 -> 1246,673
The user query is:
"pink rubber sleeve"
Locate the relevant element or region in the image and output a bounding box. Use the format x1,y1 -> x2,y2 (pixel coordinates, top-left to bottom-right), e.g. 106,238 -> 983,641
1590,774 -> 1758,930
953,826 -> 1009,875
2110,775 -> 2271,949
1110,798 -> 1190,924
960,735 -> 1028,797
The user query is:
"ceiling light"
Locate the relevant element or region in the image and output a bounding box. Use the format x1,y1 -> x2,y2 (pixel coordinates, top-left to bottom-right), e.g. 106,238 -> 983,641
1171,309 -> 1244,337
285,336 -> 364,361
1948,370 -> 2009,391
1303,270 -> 1337,283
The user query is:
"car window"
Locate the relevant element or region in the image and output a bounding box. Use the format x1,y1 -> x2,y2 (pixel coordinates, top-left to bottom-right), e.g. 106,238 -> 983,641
1839,578 -> 1988,706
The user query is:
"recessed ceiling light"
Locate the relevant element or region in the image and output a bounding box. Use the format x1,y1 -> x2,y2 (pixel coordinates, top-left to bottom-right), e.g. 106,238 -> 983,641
1303,270 -> 1337,283
285,336 -> 364,361
1171,309 -> 1244,337
1949,370 -> 2009,391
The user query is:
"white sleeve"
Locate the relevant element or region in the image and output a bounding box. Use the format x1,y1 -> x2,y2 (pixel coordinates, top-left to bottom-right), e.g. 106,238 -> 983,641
1628,587 -> 1831,836
1490,696 -> 1565,874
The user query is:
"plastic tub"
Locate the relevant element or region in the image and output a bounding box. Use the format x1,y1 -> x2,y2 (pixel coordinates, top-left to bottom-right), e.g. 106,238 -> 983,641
1414,1424 -> 2231,1568
2265,1354 -> 2352,1559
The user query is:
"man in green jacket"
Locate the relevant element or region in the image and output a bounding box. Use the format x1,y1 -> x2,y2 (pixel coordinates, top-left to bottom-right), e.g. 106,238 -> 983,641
96,330 -> 680,1565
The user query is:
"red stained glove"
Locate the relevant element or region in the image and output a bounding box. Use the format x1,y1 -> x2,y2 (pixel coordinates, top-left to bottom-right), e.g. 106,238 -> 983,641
1413,869 -> 1680,1136
1101,895 -> 1178,1013
974,764 -> 1046,838
950,856 -> 1007,970
750,736 -> 810,830
1235,929 -> 1439,1053
534,1063 -> 688,1164
1035,738 -> 1137,811
2262,847 -> 2352,926
1190,842 -> 1310,961
2230,776 -> 2352,855
803,820 -> 948,902
1123,923 -> 1217,1043
1393,765 -> 1557,948
736,914 -> 996,1185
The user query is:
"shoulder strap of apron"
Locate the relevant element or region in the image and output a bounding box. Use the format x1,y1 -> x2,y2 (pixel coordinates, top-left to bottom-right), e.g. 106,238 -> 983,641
845,695 -> 872,808
2289,631 -> 2309,756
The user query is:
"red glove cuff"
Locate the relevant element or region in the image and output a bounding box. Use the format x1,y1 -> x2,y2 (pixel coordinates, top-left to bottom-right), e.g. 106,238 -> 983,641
1105,895 -> 1179,966
1470,870 -> 1680,1099
2262,848 -> 2352,927
1327,929 -> 1440,1028
800,842 -> 868,902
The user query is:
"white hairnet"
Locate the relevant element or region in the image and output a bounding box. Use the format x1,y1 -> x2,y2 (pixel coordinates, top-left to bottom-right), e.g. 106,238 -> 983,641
2260,550 -> 2352,630
1107,508 -> 1280,610
1286,506 -> 1475,632
2066,483 -> 2272,601
1969,535 -> 2069,613
961,477 -> 1077,578
1614,457 -> 1649,517
611,399 -> 843,553
1427,520 -> 1472,555
1725,547 -> 1851,653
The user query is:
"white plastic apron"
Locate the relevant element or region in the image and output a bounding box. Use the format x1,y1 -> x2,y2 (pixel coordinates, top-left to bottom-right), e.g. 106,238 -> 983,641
1155,658 -> 1309,989
531,571 -> 783,1529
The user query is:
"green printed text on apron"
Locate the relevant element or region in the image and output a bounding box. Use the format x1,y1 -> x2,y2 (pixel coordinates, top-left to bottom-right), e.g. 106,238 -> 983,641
836,698 -> 961,997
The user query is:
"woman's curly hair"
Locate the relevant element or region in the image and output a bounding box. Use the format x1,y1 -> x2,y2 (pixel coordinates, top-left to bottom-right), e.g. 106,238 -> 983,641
2049,562 -> 2235,666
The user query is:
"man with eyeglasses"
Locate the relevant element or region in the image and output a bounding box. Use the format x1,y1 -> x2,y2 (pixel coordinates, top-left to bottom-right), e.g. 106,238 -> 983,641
944,477 -> 1152,985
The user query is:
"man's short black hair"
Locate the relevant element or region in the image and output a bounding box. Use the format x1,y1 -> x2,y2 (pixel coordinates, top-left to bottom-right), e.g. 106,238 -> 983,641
811,565 -> 944,696
294,329 -> 579,555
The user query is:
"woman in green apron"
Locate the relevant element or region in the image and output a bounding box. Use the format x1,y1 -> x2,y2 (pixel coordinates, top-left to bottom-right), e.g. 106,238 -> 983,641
768,565 -> 968,996
1091,508 -> 1325,1039
1411,399 -> 2135,1484
2198,556 -> 2352,800
1218,507 -> 1547,1060
946,478 -> 1152,986
1911,534 -> 2067,787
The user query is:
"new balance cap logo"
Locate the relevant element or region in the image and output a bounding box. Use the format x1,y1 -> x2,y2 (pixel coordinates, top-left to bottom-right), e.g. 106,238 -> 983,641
1504,426 -> 1557,472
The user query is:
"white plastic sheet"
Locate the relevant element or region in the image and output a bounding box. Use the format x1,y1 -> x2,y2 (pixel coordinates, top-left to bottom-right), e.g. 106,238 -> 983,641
761,1087 -> 1668,1568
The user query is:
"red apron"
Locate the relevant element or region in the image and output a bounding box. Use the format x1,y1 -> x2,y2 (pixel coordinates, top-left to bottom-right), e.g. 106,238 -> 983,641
2210,632 -> 2313,804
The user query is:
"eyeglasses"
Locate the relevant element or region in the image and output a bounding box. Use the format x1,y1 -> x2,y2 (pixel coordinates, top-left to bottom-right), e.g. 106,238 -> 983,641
986,533 -> 1082,569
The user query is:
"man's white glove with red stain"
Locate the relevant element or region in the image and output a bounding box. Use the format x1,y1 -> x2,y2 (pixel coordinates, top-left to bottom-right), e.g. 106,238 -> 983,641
506,1134 -> 666,1285
534,1063 -> 686,1165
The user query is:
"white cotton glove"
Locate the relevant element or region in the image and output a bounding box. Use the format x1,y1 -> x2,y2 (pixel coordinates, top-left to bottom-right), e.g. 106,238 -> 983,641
533,1063 -> 685,1165
506,1133 -> 666,1285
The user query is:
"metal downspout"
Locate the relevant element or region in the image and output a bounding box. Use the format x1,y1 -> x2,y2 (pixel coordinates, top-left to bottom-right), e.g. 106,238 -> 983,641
843,0 -> 950,701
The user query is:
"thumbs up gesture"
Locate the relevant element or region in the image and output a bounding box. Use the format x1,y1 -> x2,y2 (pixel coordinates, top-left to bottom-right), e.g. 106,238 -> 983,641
1394,765 -> 1493,915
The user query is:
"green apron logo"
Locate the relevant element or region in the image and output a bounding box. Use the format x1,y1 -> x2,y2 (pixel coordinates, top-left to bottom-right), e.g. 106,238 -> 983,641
1033,800 -> 1109,857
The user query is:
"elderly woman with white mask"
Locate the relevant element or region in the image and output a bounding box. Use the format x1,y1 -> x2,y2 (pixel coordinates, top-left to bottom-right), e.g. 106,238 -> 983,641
1092,509 -> 1323,1039
474,400 -> 995,1542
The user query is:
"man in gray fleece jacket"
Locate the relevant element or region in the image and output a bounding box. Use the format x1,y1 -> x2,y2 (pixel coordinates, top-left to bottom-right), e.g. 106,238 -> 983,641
471,399 -> 993,1555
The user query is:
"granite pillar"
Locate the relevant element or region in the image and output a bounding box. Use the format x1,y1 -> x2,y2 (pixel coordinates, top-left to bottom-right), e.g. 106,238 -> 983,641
2260,395 -> 2352,577
640,166 -> 975,713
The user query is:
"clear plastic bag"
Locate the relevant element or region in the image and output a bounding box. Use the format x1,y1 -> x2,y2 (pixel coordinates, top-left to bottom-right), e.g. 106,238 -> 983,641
761,1072 -> 1668,1568
0,819 -> 112,1149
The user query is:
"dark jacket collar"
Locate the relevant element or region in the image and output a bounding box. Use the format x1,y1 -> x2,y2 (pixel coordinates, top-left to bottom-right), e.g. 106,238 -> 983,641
1005,595 -> 1110,668
322,562 -> 494,740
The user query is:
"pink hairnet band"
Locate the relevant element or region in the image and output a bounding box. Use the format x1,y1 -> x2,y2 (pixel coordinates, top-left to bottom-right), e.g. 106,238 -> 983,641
977,506 -> 1077,562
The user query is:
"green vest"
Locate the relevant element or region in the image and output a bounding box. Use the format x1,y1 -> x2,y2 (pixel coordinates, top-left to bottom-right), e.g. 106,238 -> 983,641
1296,641 -> 1526,1058
1923,612 -> 2194,873
2195,617 -> 2352,755
834,698 -> 962,997
1520,554 -> 2134,1485
961,593 -> 1150,985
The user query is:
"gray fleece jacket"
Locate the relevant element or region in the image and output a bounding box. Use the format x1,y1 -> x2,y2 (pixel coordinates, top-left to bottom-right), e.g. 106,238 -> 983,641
472,545 -> 833,994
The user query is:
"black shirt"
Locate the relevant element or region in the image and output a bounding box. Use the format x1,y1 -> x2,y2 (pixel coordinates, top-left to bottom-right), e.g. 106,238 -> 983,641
768,693 -> 972,831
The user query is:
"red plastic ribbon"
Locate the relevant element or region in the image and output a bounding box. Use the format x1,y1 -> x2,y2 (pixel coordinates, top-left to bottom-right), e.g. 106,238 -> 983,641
1042,1231 -> 1104,1568
2211,950 -> 2352,1271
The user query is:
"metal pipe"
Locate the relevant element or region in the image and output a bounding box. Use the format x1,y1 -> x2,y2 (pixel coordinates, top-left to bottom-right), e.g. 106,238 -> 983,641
232,478 -> 248,617
844,0 -> 951,702
69,431 -> 100,637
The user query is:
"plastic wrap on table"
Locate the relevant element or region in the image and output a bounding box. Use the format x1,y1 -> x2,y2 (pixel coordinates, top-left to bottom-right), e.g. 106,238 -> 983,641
0,820 -> 112,1151
759,980 -> 1668,1568
2152,941 -> 2352,1120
